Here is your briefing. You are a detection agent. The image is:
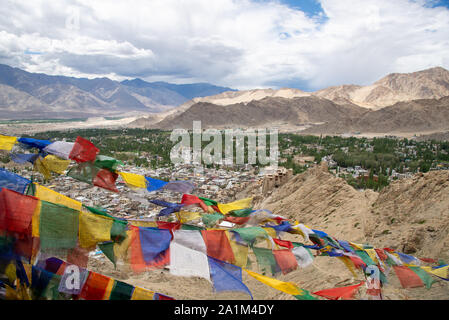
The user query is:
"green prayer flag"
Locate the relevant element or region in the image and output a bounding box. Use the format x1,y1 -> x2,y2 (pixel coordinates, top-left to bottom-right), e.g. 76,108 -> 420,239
39,200 -> 79,250
98,241 -> 116,268
94,155 -> 124,171
67,162 -> 99,184
409,266 -> 436,289
202,213 -> 224,227
232,227 -> 268,245
355,250 -> 376,266
229,208 -> 253,217
294,289 -> 318,300
198,196 -> 217,206
252,246 -> 278,275
181,224 -> 205,231
109,280 -> 134,300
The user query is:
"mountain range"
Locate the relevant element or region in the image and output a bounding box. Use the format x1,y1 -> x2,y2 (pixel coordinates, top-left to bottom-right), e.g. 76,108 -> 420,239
0,64 -> 234,119
131,66 -> 449,135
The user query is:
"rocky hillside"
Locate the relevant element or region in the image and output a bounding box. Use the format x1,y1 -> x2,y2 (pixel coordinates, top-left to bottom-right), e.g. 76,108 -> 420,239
303,96 -> 449,134
151,96 -> 367,129
243,164 -> 449,299
315,66 -> 449,109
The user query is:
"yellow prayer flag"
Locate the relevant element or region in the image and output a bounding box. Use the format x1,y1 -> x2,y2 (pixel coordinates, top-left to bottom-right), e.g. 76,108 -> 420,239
114,230 -> 133,262
32,200 -> 42,238
217,197 -> 253,214
119,171 -> 147,188
349,242 -> 364,250
34,157 -> 52,180
177,210 -> 202,224
244,269 -> 302,296
79,211 -> 113,249
0,135 -> 17,151
5,263 -> 16,283
42,155 -> 71,174
421,266 -> 449,279
226,231 -> 249,268
35,183 -> 82,211
102,278 -> 115,300
131,287 -> 155,300
365,249 -> 378,264
128,220 -> 157,228
337,256 -> 359,278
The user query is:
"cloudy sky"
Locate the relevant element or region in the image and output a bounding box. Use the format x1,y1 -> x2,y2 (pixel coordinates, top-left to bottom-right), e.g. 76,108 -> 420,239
0,0 -> 448,91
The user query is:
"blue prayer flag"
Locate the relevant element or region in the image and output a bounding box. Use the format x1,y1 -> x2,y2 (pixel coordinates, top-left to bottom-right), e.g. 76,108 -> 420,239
139,227 -> 172,264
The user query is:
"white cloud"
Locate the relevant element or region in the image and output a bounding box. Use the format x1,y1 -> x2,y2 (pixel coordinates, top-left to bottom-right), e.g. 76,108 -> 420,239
0,0 -> 448,90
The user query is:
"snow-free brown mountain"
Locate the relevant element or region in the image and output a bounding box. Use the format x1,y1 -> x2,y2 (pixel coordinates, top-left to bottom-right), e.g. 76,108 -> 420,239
150,96 -> 368,129
131,66 -> 449,135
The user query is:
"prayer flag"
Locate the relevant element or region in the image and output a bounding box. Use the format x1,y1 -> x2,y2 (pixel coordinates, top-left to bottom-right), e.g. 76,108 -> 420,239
0,135 -> 17,151
69,136 -> 99,163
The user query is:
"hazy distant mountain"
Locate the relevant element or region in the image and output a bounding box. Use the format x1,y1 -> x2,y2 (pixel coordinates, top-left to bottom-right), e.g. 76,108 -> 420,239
0,64 -> 233,119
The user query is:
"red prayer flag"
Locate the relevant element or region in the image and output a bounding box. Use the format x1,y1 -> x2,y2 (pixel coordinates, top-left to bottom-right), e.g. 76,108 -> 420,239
313,282 -> 365,300
273,249 -> 298,275
156,221 -> 181,237
348,255 -> 366,269
224,216 -> 250,225
374,248 -> 388,261
393,266 -> 424,288
201,229 -> 235,263
419,257 -> 437,264
69,136 -> 99,163
93,169 -> 119,192
0,188 -> 38,236
79,271 -> 111,300
181,194 -> 208,212
273,238 -> 294,249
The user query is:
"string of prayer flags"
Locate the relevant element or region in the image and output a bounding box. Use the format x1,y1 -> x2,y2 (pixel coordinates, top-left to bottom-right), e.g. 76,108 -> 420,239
68,136 -> 99,163
312,282 -> 365,300
0,135 -> 17,151
0,168 -> 30,194
208,256 -> 252,299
